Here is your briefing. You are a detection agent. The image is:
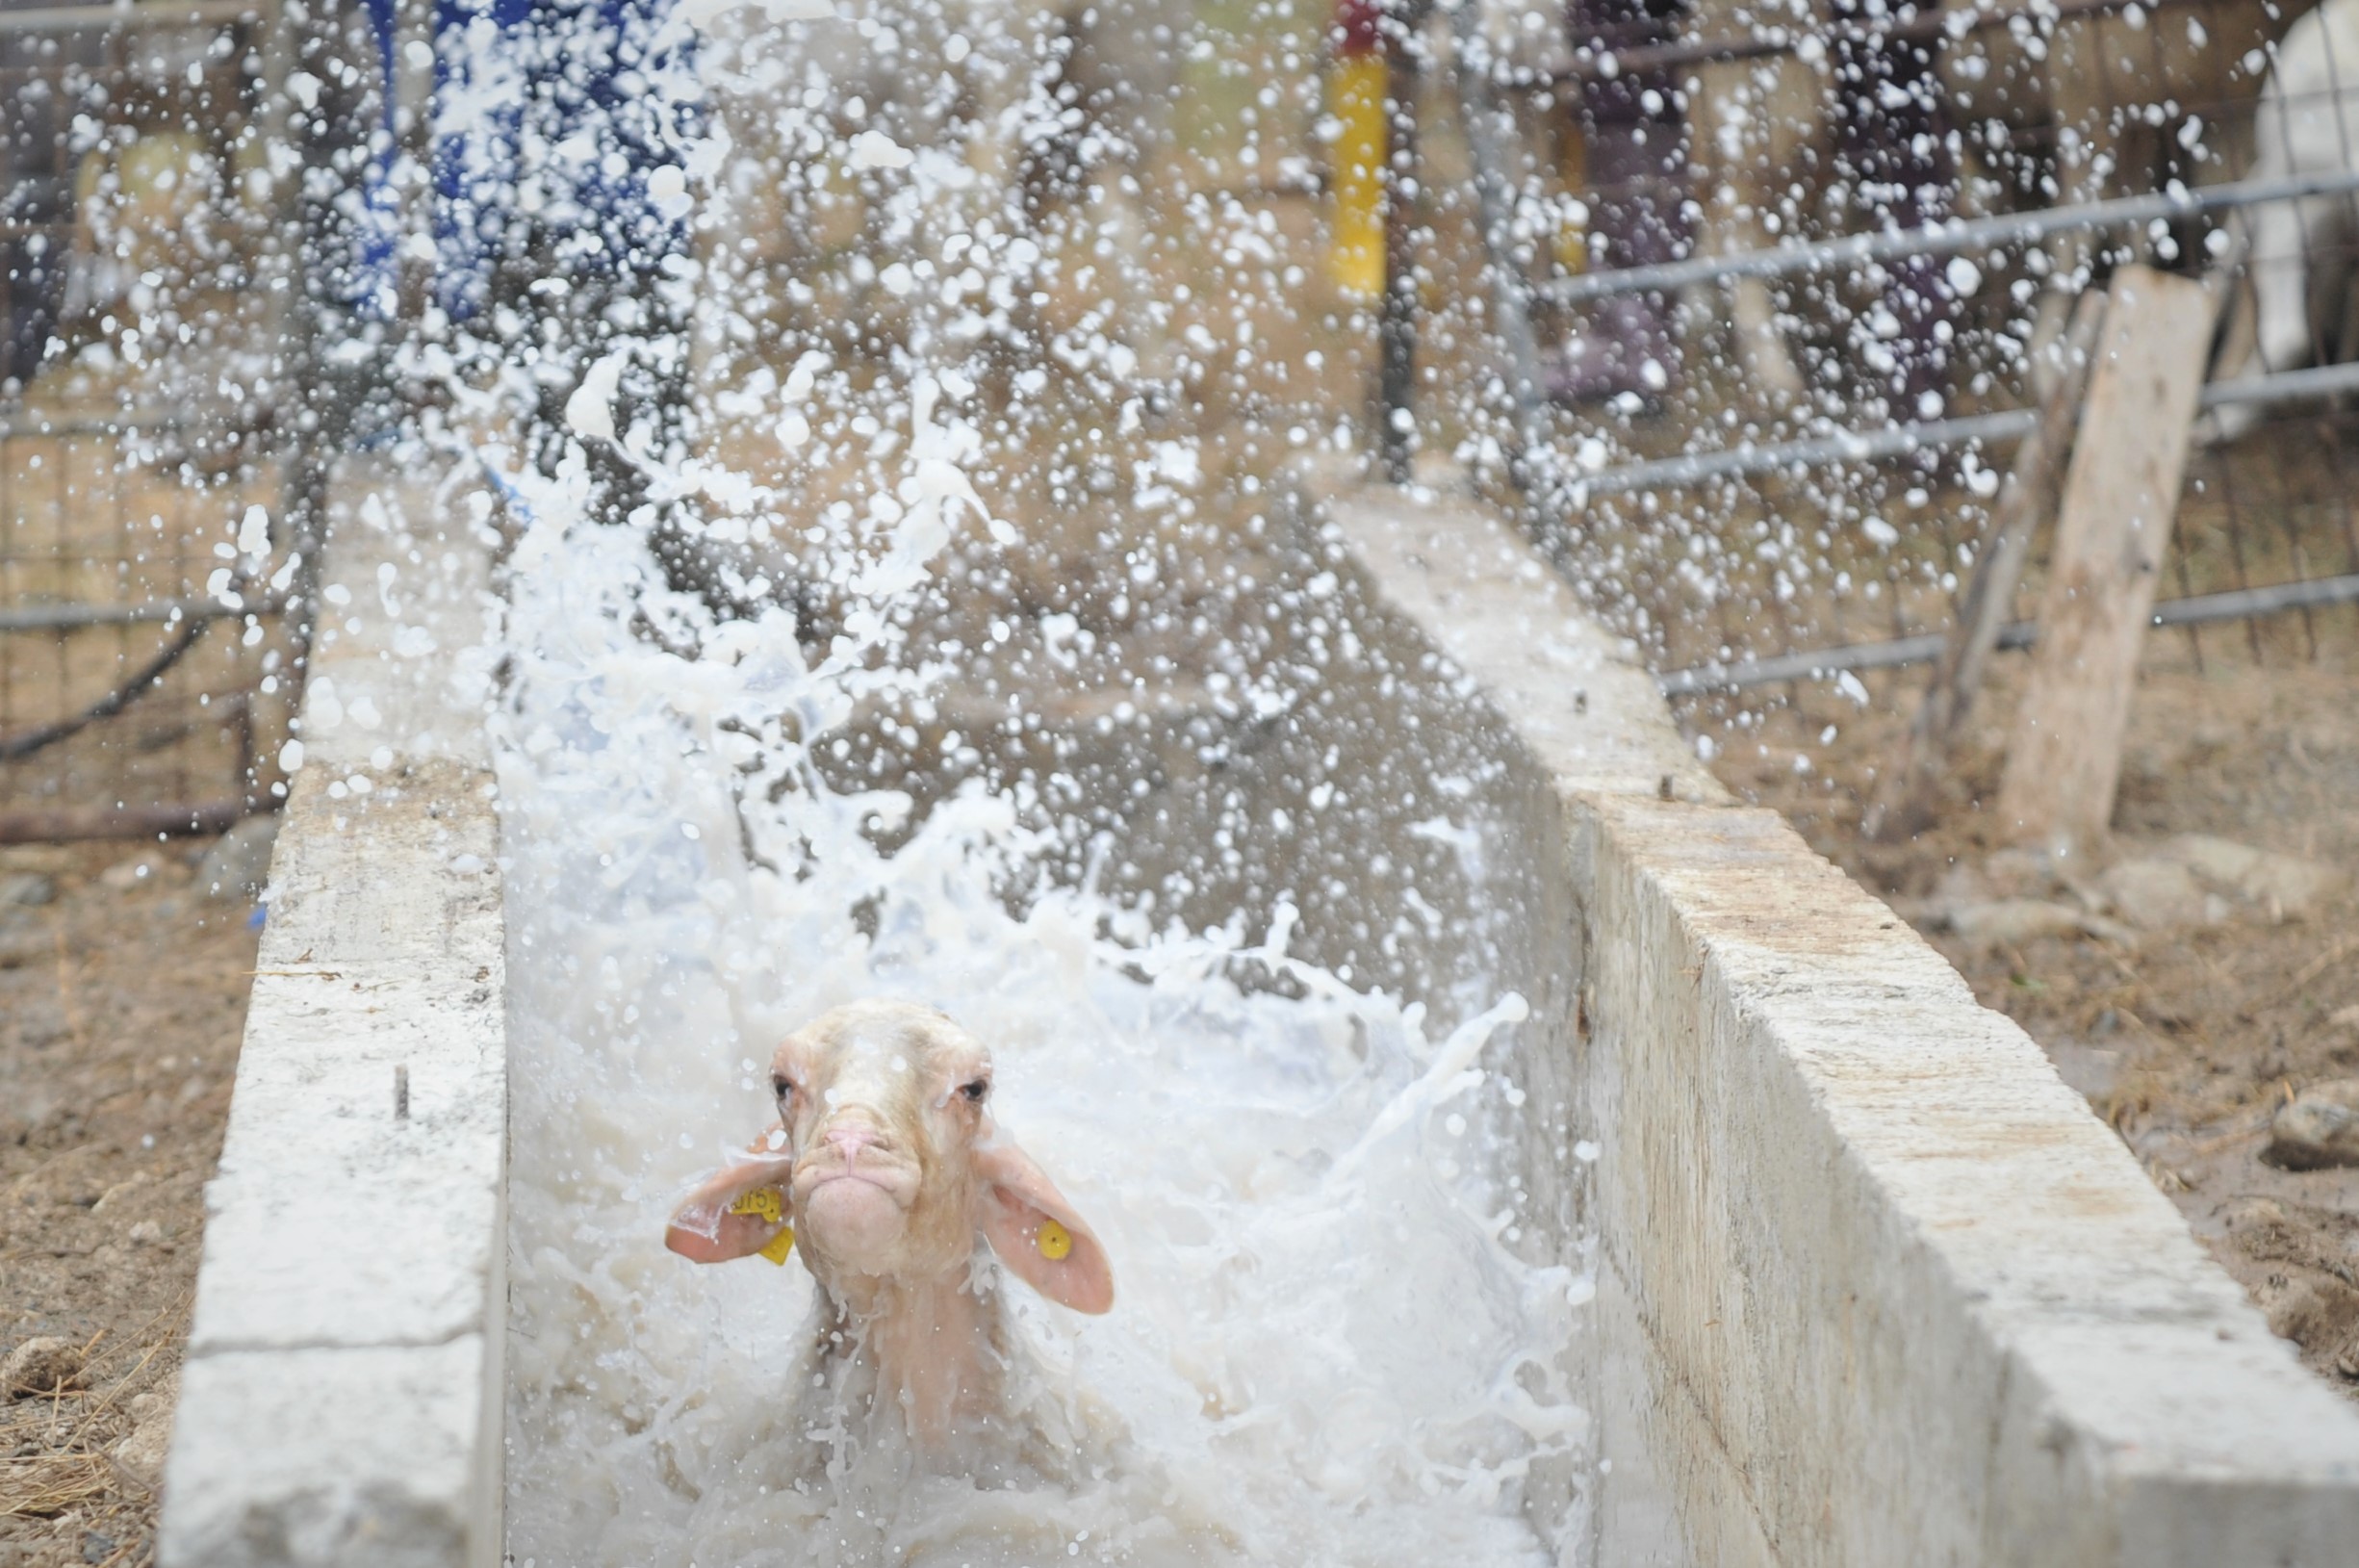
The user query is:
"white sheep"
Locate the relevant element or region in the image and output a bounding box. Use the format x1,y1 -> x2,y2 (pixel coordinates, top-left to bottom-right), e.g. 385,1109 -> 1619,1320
665,999 -> 1114,1462
2229,0 -> 2359,410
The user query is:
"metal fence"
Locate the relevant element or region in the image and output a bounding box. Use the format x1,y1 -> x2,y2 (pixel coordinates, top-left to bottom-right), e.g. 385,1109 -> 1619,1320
0,0 -> 321,842
1632,391 -> 2359,692
1358,0 -> 2359,705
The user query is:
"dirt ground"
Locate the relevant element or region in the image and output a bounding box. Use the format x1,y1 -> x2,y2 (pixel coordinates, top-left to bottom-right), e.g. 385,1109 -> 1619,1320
1,8 -> 2352,1553
0,836 -> 258,1568
1692,615 -> 2359,1394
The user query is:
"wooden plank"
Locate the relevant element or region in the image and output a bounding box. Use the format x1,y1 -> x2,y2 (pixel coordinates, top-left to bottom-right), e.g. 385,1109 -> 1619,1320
1866,288 -> 2109,840
1994,264 -> 2216,853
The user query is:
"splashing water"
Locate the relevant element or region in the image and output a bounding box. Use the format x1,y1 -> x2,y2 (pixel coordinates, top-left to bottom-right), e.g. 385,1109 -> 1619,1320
488,441 -> 1589,1562
410,0 -> 1596,1549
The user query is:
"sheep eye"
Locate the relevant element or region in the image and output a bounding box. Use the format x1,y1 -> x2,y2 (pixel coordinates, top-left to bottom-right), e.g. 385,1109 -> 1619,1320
960,1079 -> 988,1103
773,1076 -> 794,1098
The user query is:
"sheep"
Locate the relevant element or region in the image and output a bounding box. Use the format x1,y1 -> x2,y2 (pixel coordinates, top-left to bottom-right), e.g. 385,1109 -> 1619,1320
2219,0 -> 2359,418
665,998 -> 1114,1468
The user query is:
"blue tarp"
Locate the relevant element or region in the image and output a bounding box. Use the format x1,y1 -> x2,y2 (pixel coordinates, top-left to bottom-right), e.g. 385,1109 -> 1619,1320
349,0 -> 697,318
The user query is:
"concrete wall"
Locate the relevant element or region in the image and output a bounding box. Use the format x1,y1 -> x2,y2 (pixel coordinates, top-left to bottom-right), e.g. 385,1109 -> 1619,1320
160,459 -> 508,1568
158,454 -> 2359,1567
1323,483 -> 2359,1567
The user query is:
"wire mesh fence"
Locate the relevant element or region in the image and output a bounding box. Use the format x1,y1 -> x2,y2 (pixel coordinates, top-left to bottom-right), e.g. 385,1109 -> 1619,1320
0,413 -> 306,838
1608,392 -> 2359,690
0,0 -> 324,842
1360,0 -> 2359,708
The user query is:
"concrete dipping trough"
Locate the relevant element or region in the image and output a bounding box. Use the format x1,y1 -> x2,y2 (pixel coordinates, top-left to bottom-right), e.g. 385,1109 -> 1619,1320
158,465 -> 2359,1566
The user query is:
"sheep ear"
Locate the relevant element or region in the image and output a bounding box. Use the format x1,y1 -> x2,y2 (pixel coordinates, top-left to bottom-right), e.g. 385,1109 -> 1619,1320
665,1136 -> 798,1266
974,1134 -> 1114,1314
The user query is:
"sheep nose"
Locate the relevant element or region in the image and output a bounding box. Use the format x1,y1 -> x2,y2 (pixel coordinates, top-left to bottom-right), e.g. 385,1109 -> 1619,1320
823,1125 -> 880,1161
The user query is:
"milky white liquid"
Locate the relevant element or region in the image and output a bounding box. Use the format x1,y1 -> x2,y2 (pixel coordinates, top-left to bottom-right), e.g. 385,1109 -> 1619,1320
486,445 -> 1591,1563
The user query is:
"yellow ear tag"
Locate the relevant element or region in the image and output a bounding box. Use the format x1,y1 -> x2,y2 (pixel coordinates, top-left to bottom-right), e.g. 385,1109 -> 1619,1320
728,1188 -> 795,1266
1036,1220 -> 1072,1262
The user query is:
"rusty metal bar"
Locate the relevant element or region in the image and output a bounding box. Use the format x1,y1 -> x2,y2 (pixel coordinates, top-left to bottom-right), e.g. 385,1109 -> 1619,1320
0,413 -> 186,439
1536,167 -> 2359,307
0,596 -> 277,633
1567,358 -> 2359,499
0,800 -> 250,844
1656,570 -> 2359,695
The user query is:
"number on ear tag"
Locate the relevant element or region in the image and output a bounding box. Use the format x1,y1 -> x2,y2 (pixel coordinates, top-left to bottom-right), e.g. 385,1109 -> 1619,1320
729,1187 -> 784,1224
729,1187 -> 793,1262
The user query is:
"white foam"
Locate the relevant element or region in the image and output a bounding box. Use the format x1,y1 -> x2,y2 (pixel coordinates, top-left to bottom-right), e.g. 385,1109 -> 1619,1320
489,459 -> 1589,1564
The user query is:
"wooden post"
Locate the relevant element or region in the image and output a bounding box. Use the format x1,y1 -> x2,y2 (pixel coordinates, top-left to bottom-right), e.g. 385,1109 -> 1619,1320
1864,288 -> 2107,841
1994,264 -> 2216,854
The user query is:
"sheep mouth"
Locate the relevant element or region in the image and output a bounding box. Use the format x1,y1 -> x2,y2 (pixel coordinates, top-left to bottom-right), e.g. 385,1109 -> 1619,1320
808,1169 -> 899,1192
793,1159 -> 920,1206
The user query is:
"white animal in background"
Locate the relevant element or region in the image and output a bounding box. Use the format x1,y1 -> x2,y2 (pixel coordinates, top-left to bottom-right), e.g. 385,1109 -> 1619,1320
666,999 -> 1113,1464
2235,0 -> 2359,397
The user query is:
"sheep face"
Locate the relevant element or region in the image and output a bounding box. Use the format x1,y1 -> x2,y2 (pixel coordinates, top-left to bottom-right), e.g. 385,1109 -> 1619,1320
668,999 -> 1113,1319
775,1000 -> 1000,1290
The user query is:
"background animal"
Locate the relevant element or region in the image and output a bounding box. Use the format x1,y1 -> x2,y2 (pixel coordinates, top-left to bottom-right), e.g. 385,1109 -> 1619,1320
2221,0 -> 2359,405
666,999 -> 1114,1466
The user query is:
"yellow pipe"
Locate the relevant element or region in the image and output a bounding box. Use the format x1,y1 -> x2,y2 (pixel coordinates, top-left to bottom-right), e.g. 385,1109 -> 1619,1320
1554,121 -> 1590,274
1326,52 -> 1390,297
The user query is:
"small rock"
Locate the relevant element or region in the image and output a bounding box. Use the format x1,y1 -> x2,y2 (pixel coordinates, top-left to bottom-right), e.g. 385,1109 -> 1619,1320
0,871 -> 54,908
2046,1041 -> 2123,1100
2261,1272 -> 2357,1346
2266,1080 -> 2359,1170
126,1368 -> 178,1427
127,1219 -> 164,1247
80,1531 -> 115,1565
2,1335 -> 84,1398
2091,856 -> 2214,931
1978,845 -> 2068,900
0,920 -> 45,971
2223,1194 -> 2290,1236
90,1172 -> 149,1215
1932,861 -> 1991,907
115,1369 -> 178,1479
115,1414 -> 171,1478
98,853 -> 168,891
2159,834 -> 2346,922
1942,898 -> 2137,947
195,814 -> 279,902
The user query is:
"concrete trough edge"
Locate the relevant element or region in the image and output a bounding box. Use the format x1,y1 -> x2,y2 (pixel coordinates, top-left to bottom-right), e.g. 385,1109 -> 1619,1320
1321,481 -> 2359,1567
160,456 -> 508,1568
147,446 -> 2359,1564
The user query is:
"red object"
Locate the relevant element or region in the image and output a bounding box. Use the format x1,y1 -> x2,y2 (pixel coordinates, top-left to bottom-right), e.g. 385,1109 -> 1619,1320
1333,0 -> 1385,57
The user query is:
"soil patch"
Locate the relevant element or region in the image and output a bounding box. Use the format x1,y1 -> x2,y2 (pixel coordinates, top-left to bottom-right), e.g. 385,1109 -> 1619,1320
0,836 -> 259,1568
